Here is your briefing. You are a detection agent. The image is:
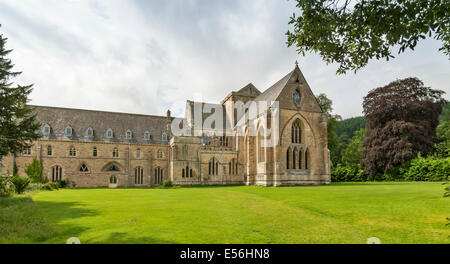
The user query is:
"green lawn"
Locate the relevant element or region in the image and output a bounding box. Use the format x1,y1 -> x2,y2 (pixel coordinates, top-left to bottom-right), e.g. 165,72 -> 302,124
1,182 -> 449,244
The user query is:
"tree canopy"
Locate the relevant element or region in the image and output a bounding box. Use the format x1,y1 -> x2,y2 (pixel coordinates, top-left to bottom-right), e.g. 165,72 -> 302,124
342,128 -> 365,166
336,116 -> 366,143
361,77 -> 447,174
316,93 -> 342,166
287,0 -> 450,74
0,30 -> 40,158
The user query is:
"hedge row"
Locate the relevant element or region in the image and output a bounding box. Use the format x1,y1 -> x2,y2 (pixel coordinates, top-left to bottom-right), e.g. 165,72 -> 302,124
332,155 -> 450,182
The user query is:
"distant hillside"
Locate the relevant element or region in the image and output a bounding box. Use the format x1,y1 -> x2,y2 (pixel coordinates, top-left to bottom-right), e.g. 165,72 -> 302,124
335,102 -> 447,143
336,116 -> 366,143
439,102 -> 450,123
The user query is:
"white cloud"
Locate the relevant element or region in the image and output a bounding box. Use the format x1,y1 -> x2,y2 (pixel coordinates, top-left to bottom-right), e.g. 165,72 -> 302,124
0,0 -> 448,119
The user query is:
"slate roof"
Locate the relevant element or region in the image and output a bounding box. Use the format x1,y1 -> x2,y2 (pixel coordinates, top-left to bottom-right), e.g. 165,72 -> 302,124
30,105 -> 172,145
237,83 -> 261,96
254,69 -> 294,103
220,83 -> 261,104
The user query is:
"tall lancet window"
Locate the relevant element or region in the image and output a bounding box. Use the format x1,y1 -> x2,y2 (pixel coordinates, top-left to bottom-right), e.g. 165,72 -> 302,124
291,120 -> 301,144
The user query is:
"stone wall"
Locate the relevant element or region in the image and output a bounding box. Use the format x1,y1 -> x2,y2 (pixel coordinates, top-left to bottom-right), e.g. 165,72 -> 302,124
0,139 -> 169,188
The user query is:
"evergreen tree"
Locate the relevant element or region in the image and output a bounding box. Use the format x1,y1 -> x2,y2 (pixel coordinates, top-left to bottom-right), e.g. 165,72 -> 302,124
0,27 -> 40,158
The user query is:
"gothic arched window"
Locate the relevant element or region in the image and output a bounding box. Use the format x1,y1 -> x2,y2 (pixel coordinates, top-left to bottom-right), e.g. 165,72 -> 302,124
299,149 -> 302,169
293,148 -> 297,169
51,165 -> 62,182
209,158 -> 219,175
293,89 -> 301,106
154,167 -> 163,184
305,148 -> 310,170
183,166 -> 193,178
135,167 -> 144,185
286,148 -> 291,169
291,120 -> 302,144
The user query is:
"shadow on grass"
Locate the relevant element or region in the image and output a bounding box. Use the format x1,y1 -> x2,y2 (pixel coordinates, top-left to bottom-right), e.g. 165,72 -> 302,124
0,196 -> 53,243
85,232 -> 178,244
32,200 -> 99,244
0,196 -> 97,244
328,182 -> 419,186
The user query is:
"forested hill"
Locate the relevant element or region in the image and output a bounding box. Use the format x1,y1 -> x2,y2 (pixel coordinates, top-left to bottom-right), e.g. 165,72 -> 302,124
335,102 -> 448,142
336,116 -> 366,143
439,102 -> 450,123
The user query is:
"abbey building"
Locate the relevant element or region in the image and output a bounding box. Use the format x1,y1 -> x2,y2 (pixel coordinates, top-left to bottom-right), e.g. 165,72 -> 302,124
0,64 -> 331,187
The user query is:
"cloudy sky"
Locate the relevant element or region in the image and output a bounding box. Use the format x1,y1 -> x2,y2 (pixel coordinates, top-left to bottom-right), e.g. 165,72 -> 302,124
1,0 -> 449,119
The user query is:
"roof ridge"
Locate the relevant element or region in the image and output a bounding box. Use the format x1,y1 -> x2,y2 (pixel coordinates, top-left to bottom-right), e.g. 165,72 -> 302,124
28,105 -> 171,119
237,83 -> 261,94
254,69 -> 295,102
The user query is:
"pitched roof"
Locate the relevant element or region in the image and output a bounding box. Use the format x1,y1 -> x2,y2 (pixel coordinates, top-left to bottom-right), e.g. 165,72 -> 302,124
237,83 -> 261,96
220,83 -> 261,104
253,69 -> 295,103
30,105 -> 172,145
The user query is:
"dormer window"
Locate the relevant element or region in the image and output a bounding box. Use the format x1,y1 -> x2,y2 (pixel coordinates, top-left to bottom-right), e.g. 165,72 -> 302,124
162,132 -> 167,141
65,126 -> 73,137
42,124 -> 51,136
106,128 -> 113,138
125,130 -> 132,140
144,131 -> 150,141
86,127 -> 94,137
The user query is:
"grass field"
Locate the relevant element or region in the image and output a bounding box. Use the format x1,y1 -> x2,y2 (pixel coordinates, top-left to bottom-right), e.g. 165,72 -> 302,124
0,182 -> 449,244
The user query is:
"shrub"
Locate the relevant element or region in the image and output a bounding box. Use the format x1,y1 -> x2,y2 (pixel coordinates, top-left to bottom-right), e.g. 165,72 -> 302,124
55,179 -> 75,188
444,183 -> 449,198
403,155 -> 450,181
10,175 -> 30,194
26,183 -> 45,192
161,180 -> 173,188
42,183 -> 55,191
51,181 -> 61,189
331,164 -> 367,182
24,158 -> 43,183
434,140 -> 449,158
0,176 -> 13,197
57,179 -> 69,188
